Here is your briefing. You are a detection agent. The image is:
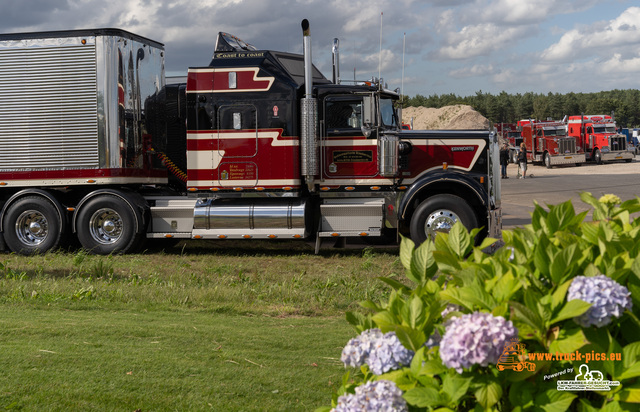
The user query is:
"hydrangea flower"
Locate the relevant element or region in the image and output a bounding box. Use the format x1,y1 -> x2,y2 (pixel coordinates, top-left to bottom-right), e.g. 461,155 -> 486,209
598,194 -> 622,207
439,312 -> 518,373
340,329 -> 383,368
567,275 -> 632,328
368,332 -> 415,375
332,380 -> 408,412
341,329 -> 414,375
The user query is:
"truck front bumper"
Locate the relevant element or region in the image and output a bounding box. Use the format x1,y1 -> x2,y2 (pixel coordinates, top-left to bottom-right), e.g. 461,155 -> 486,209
550,154 -> 586,166
602,151 -> 634,162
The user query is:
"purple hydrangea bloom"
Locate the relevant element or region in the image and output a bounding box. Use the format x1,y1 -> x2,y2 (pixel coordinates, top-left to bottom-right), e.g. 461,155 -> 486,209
368,332 -> 414,375
332,380 -> 408,412
341,329 -> 383,368
439,312 -> 518,373
567,275 -> 632,328
341,329 -> 414,375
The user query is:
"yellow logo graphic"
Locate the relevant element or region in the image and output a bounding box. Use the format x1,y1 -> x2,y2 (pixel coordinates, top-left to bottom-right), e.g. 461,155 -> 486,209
497,338 -> 536,372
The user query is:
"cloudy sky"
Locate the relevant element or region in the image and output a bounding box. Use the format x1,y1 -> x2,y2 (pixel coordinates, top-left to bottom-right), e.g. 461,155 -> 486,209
2,0 -> 639,97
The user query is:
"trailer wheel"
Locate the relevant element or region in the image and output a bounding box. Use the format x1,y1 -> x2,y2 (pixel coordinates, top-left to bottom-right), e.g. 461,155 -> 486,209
544,152 -> 552,169
3,196 -> 63,255
76,195 -> 141,255
594,149 -> 602,164
409,194 -> 478,246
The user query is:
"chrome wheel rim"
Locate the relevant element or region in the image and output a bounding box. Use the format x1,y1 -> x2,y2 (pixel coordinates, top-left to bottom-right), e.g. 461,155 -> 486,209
88,208 -> 123,245
424,209 -> 460,239
15,210 -> 48,246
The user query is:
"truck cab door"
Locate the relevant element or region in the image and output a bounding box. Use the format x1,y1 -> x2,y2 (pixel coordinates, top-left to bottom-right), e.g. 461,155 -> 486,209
216,104 -> 259,187
321,96 -> 378,180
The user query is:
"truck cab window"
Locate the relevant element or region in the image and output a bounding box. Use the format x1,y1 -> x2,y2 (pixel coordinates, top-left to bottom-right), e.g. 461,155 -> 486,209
326,100 -> 362,131
380,98 -> 398,127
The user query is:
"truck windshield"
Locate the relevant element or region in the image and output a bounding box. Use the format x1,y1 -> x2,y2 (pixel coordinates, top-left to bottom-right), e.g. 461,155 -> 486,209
380,98 -> 398,128
544,128 -> 566,137
593,125 -> 617,134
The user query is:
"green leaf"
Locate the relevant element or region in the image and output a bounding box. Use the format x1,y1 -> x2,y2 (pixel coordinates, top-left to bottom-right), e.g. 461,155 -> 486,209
509,301 -> 545,336
623,341 -> 640,369
403,387 -> 443,408
410,240 -> 436,285
549,299 -> 591,325
372,311 -> 397,330
614,381 -> 640,403
406,295 -> 425,329
392,325 -> 426,353
442,373 -> 471,404
377,276 -> 409,292
619,361 -> 640,381
534,389 -> 577,412
473,377 -> 502,410
549,327 -> 588,354
410,346 -> 426,377
551,279 -> 572,313
399,235 -> 415,272
448,221 -> 471,258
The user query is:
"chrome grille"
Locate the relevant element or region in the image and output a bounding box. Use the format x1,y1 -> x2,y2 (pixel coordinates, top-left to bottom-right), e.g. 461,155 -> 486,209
557,137 -> 576,154
0,43 -> 99,169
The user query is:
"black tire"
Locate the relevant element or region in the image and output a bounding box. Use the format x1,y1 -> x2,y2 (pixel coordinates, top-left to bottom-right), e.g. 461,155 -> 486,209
409,194 -> 478,246
76,195 -> 142,255
544,152 -> 552,169
3,196 -> 63,255
594,149 -> 602,164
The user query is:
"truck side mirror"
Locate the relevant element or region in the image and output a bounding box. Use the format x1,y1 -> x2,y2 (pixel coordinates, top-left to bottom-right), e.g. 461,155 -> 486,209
361,95 -> 375,137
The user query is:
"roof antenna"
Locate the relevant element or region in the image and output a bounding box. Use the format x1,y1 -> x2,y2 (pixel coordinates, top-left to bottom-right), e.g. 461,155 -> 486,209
378,12 -> 383,88
401,32 -> 405,103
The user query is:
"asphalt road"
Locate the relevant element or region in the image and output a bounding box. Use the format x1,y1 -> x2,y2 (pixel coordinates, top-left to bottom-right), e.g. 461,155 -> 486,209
501,157 -> 640,229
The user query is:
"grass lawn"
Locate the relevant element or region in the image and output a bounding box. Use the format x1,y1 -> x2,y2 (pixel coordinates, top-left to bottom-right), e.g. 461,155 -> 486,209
0,240 -> 401,411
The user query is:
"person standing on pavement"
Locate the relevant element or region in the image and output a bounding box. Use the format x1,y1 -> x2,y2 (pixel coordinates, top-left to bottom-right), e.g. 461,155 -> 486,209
518,142 -> 527,179
500,143 -> 509,179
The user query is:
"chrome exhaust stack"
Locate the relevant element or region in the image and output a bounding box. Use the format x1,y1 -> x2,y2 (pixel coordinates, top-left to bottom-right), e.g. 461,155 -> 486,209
332,38 -> 340,84
300,19 -> 318,191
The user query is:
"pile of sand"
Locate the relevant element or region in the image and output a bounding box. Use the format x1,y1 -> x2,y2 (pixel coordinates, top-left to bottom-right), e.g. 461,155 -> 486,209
402,105 -> 490,130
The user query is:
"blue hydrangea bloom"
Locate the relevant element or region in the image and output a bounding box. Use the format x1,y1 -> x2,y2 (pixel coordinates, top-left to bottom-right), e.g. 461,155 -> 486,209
341,329 -> 414,375
340,329 -> 383,368
332,380 -> 408,412
368,332 -> 414,375
567,275 -> 632,328
439,312 -> 518,373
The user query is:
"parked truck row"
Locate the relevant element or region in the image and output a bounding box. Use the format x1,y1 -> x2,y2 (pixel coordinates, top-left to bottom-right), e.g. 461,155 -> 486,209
0,22 -> 502,255
496,114 -> 633,168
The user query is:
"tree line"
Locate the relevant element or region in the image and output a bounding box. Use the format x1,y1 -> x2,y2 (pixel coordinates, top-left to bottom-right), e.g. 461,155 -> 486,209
403,89 -> 640,128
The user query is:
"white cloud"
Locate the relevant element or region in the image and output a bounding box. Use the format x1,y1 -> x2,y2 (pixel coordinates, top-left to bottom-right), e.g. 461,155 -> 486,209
437,24 -> 528,59
450,64 -> 496,78
541,6 -> 640,62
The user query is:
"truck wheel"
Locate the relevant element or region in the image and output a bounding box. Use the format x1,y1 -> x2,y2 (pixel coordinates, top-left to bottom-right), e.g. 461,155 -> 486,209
544,152 -> 552,169
76,195 -> 142,255
409,194 -> 478,245
594,149 -> 602,164
3,196 -> 63,255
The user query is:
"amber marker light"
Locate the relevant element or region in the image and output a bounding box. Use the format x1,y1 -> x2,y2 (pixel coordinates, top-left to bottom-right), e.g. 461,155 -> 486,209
87,179 -> 96,183
210,188 -> 219,192
345,186 -> 355,191
370,186 -> 381,191
255,187 -> 265,191
217,235 -> 227,239
283,186 -> 293,191
66,207 -> 75,212
331,233 -> 341,237
193,235 -> 202,239
480,177 -> 485,184
320,187 -> 331,191
234,187 -> 243,191
187,188 -> 197,192
243,235 -> 252,239
268,234 -> 277,239
165,234 -> 174,238
292,234 -> 303,238
442,162 -> 448,170
397,186 -> 407,190
359,232 -> 369,236
0,182 -> 7,186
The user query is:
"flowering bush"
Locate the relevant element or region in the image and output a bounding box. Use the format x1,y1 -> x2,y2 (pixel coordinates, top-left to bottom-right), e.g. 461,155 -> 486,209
567,275 -> 632,327
318,192 -> 640,411
439,312 -> 517,373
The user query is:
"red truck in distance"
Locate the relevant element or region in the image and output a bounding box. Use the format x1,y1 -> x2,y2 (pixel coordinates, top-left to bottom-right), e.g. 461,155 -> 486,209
518,119 -> 585,168
567,115 -> 632,164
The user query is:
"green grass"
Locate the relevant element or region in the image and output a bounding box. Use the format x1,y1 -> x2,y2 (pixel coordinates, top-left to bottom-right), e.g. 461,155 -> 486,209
0,240 -> 401,410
